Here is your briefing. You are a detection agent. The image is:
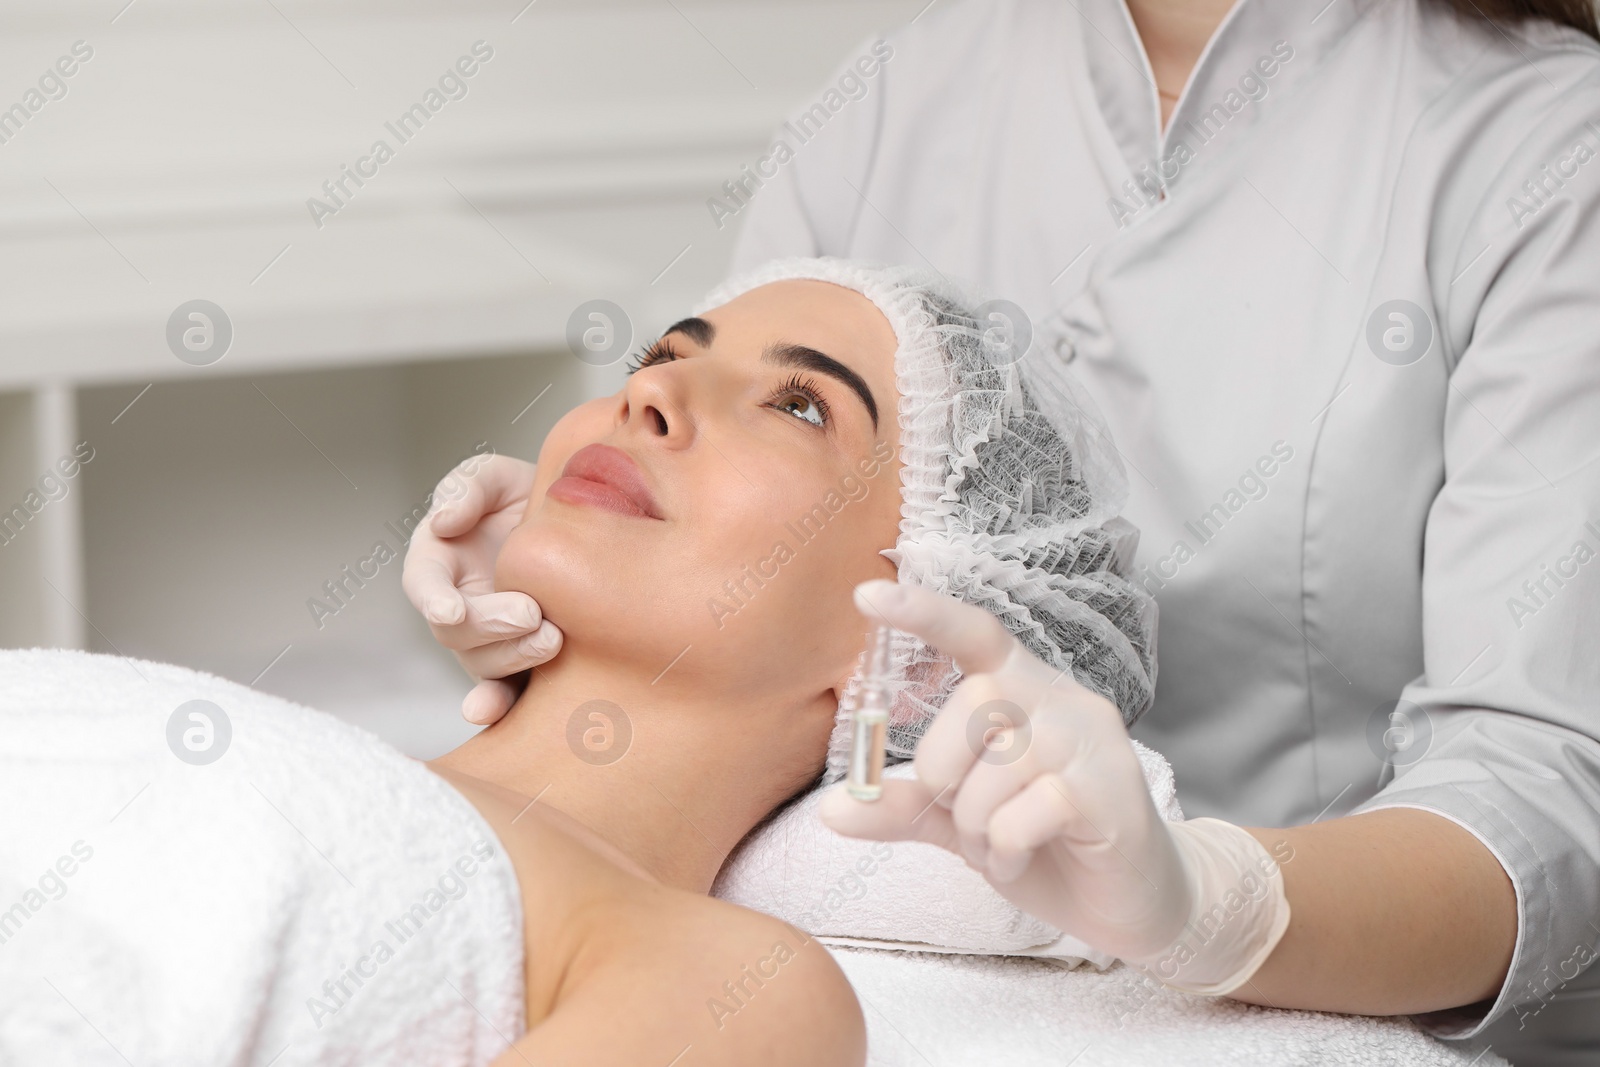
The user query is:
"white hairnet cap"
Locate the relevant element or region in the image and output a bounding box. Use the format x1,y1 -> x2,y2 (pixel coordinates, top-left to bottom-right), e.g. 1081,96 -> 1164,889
693,257 -> 1158,782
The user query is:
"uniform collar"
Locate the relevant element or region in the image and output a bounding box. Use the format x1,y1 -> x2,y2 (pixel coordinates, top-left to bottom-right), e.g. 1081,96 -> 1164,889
1075,0 -> 1377,185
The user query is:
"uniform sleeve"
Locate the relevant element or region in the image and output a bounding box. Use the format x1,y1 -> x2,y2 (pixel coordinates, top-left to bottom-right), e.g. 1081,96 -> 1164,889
727,34 -> 894,272
1351,72 -> 1600,1039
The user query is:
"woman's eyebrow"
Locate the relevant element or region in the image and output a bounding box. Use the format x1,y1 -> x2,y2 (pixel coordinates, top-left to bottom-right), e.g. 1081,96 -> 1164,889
762,342 -> 879,429
662,317 -> 715,346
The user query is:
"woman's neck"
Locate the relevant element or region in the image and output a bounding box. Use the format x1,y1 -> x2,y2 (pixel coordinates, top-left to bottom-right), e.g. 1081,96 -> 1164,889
1125,0 -> 1239,130
429,647 -> 834,895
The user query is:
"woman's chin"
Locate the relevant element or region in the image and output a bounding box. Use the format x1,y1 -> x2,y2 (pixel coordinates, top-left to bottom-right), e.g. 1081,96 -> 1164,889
493,556 -> 673,666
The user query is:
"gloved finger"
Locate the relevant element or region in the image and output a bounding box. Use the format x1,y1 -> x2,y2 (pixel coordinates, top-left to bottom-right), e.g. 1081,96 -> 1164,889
462,676 -> 525,725
401,536 -> 472,626
428,454 -> 538,539
948,727 -> 1040,863
1021,701 -> 1158,844
984,772 -> 1078,883
454,621 -> 564,679
910,672 -> 1012,810
982,839 -> 1032,885
853,580 -> 1017,676
817,778 -> 959,853
426,591 -> 546,650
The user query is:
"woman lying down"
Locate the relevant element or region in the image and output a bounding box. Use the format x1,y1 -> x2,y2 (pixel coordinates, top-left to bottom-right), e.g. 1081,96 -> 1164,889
0,258 -> 1157,1066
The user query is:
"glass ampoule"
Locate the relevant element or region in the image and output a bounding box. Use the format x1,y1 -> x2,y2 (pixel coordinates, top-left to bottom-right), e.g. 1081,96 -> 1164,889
845,623 -> 893,802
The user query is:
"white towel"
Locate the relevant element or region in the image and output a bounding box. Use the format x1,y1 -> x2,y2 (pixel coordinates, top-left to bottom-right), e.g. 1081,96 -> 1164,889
830,947 -> 1509,1067
712,740 -> 1183,965
0,649 -> 525,1067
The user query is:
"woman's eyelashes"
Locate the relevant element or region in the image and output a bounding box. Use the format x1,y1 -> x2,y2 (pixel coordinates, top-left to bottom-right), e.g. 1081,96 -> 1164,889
625,339 -> 835,431
624,337 -> 680,375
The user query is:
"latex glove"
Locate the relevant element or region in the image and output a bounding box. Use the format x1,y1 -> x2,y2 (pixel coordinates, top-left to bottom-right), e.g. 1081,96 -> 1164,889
820,579 -> 1290,995
401,454 -> 562,725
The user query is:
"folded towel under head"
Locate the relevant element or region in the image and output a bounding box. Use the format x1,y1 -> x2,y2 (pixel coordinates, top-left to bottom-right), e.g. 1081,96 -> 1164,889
0,649 -> 525,1067
713,740 -> 1182,965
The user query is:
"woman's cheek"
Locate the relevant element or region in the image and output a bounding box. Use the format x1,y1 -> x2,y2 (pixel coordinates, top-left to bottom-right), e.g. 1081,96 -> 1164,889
690,473 -> 813,578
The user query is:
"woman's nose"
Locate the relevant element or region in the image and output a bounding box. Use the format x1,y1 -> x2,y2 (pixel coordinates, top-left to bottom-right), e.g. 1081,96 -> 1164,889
618,369 -> 689,445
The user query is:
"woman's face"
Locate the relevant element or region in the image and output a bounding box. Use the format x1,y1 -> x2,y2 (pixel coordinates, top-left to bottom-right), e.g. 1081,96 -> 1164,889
496,279 -> 902,703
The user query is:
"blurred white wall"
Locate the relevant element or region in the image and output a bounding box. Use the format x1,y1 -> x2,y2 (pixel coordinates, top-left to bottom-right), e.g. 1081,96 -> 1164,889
0,0 -> 923,756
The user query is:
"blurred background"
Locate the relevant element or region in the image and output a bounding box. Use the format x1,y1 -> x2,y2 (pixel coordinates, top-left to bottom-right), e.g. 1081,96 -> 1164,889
0,0 -> 922,757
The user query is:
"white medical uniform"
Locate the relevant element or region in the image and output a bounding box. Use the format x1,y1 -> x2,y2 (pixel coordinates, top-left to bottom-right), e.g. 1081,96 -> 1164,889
728,1 -> 1600,1062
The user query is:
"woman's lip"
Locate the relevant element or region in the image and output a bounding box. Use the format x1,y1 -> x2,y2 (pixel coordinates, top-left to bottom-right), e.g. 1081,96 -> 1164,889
550,444 -> 664,520
547,476 -> 660,519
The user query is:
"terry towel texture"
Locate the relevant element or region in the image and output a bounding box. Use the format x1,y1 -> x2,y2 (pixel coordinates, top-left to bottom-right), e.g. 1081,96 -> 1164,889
0,649 -> 525,1067
831,948 -> 1509,1067
713,740 -> 1181,964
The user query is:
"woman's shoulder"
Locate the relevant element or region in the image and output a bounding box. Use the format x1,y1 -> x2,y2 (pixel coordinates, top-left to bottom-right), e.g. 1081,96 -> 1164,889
1389,0 -> 1600,254
431,767 -> 864,1064
1411,0 -> 1600,95
524,890 -> 866,1067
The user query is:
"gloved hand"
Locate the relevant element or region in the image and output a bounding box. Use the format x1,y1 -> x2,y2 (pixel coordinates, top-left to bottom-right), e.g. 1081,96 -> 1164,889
820,579 -> 1290,995
400,454 -> 561,724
